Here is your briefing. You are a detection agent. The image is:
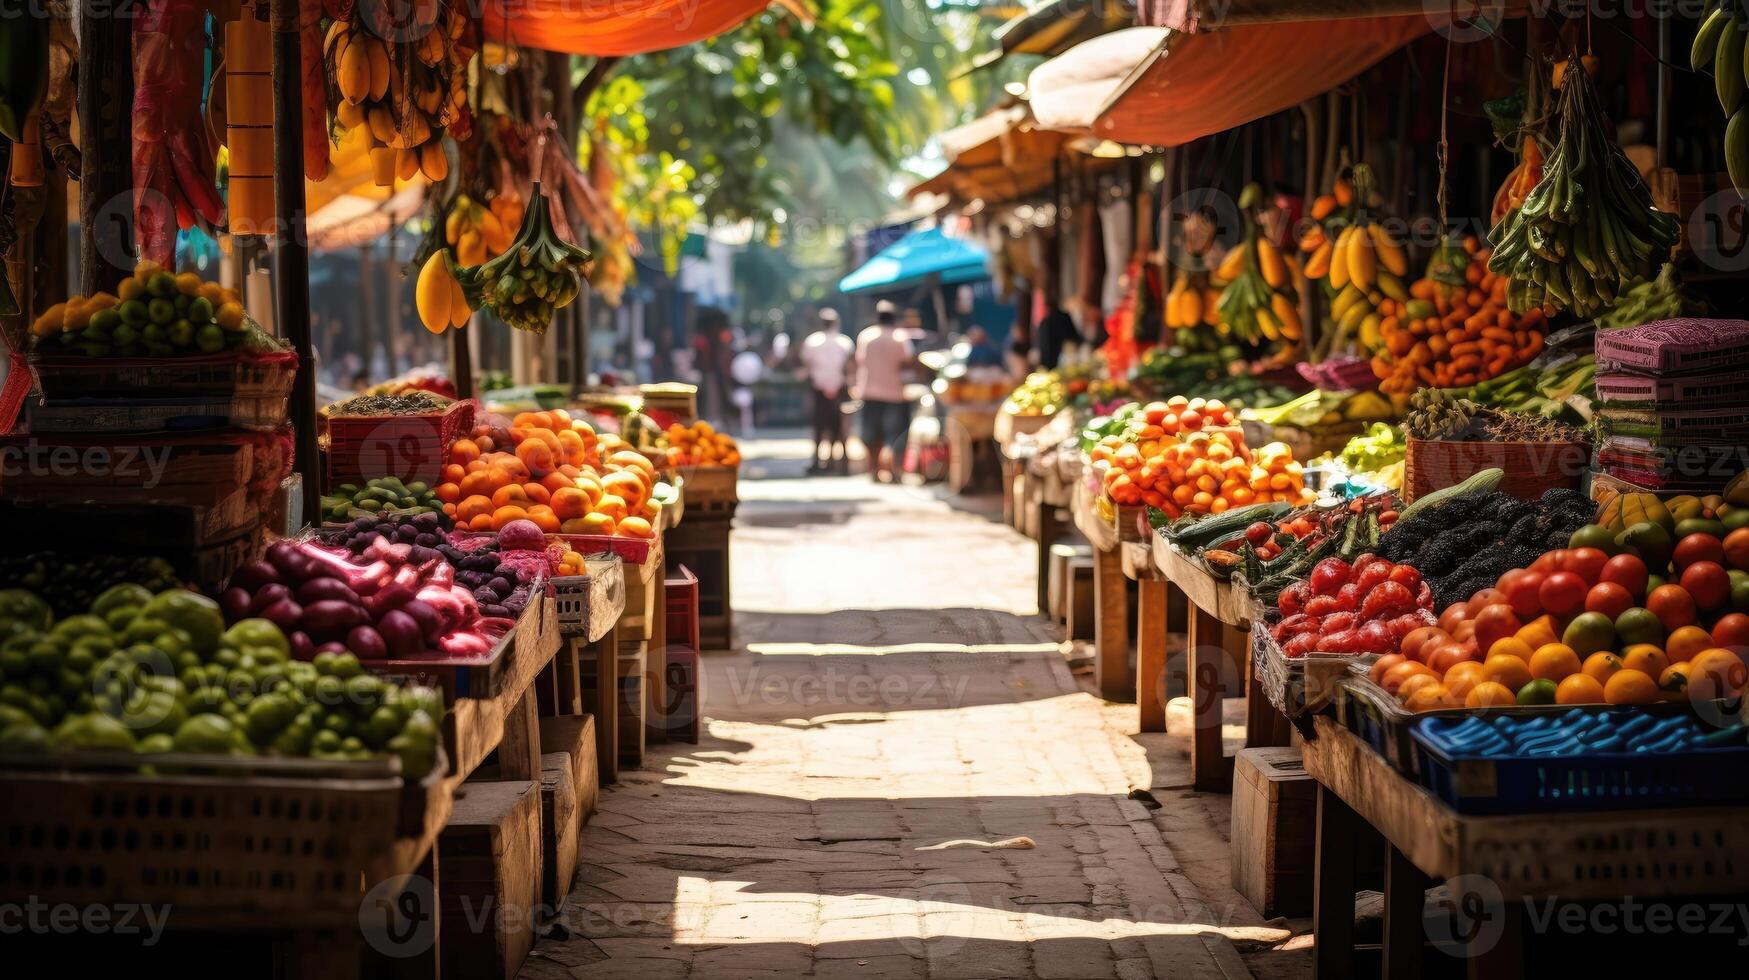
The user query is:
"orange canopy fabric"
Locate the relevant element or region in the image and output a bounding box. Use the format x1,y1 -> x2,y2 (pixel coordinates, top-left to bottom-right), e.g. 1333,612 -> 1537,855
481,0 -> 772,56
1093,14 -> 1432,147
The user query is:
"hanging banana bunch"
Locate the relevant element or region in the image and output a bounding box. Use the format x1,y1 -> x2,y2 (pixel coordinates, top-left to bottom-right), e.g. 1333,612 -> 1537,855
1690,0 -> 1749,194
1487,56 -> 1679,318
1215,184 -> 1302,346
324,0 -> 473,187
443,193 -> 515,266
416,184 -> 592,334
1301,163 -> 1410,355
1163,268 -> 1220,330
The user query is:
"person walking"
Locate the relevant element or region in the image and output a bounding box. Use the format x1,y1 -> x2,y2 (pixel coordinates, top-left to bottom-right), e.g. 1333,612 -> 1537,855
798,308 -> 854,473
855,300 -> 915,483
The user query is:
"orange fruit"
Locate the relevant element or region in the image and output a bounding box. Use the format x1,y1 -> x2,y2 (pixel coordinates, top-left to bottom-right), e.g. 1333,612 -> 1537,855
491,484 -> 531,509
1487,637 -> 1535,662
617,516 -> 655,539
602,470 -> 648,510
1618,644 -> 1670,679
1514,614 -> 1560,651
457,494 -> 494,522
1481,652 -> 1533,693
1442,661 -> 1486,701
540,470 -> 576,496
1657,662 -> 1693,701
442,463 -> 467,484
517,439 -> 556,476
1398,672 -> 1443,704
1527,643 -> 1581,682
1555,673 -> 1606,705
1687,648 -> 1749,699
468,513 -> 496,531
550,487 -> 589,520
1404,682 -> 1454,712
490,505 -> 528,529
1465,681 -> 1517,707
1603,669 -> 1660,705
1664,625 -> 1712,663
435,482 -> 462,504
1581,651 -> 1625,686
450,438 -> 480,464
522,482 -> 551,506
526,505 -> 561,533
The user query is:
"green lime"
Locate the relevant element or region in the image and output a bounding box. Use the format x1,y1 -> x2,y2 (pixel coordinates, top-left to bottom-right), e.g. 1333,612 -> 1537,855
1562,612 -> 1617,656
1615,607 -> 1664,647
196,323 -> 225,353
1516,678 -> 1558,705
188,296 -> 214,323
146,297 -> 176,324
118,299 -> 149,326
1569,524 -> 1617,553
146,271 -> 178,298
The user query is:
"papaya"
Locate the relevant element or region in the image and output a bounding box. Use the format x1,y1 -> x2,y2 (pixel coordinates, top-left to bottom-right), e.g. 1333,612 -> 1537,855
1666,494 -> 1705,523
1601,492 -> 1673,534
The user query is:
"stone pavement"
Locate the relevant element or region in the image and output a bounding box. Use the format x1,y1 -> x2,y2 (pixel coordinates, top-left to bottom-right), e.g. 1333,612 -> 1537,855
521,439 -> 1275,980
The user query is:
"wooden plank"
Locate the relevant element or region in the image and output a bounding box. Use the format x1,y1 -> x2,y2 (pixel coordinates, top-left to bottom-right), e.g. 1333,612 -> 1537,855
1091,542 -> 1132,702
1119,540 -> 1157,581
538,752 -> 579,910
1154,535 -> 1249,627
539,714 -> 600,823
1188,602 -> 1232,791
439,780 -> 542,980
444,604 -> 560,785
1312,783 -> 1360,980
1383,845 -> 1427,980
1244,629 -> 1290,748
1136,577 -> 1169,733
1231,747 -> 1316,917
646,563 -> 669,746
1035,494 -> 1066,616
497,686 -> 541,781
586,627 -> 619,784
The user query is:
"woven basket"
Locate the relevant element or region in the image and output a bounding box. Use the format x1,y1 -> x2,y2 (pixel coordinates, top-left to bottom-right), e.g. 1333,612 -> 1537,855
1404,436 -> 1589,503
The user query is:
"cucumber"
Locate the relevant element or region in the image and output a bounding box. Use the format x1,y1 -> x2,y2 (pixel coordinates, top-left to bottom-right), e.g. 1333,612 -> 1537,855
1167,501 -> 1292,549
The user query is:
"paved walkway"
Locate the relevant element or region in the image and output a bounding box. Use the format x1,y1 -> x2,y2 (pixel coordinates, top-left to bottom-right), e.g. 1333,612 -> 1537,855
522,439 -> 1267,980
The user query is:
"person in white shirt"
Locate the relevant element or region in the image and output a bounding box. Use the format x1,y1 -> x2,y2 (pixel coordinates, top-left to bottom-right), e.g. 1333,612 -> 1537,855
855,301 -> 915,483
798,308 -> 855,473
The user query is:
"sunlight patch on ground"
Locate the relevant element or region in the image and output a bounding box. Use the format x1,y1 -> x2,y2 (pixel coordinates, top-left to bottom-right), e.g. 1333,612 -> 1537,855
745,641 -> 1061,657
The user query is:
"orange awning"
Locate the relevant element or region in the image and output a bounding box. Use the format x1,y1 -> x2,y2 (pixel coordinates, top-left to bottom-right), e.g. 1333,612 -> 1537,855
481,0 -> 773,57
1092,13 -> 1433,147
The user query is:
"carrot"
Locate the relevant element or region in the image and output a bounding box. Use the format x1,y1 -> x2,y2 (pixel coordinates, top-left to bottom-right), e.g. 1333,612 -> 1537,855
1450,341 -> 1481,359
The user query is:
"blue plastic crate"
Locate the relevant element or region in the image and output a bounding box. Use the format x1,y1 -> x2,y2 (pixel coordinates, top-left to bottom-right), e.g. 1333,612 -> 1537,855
1411,710 -> 1749,815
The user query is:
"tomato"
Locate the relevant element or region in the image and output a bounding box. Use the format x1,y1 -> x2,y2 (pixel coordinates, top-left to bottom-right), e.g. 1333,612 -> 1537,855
1469,588 -> 1507,608
1402,626 -> 1448,661
1673,533 -> 1727,572
1584,581 -> 1635,620
1309,557 -> 1352,596
1245,522 -> 1274,546
1679,561 -> 1730,611
1501,569 -> 1546,619
1471,603 -> 1522,657
1438,602 -> 1473,633
1723,528 -> 1749,571
1599,553 -> 1649,600
1561,547 -> 1610,585
1531,549 -> 1567,573
1711,612 -> 1749,649
1354,562 -> 1393,591
1646,584 -> 1698,633
1427,641 -> 1482,674
1369,653 -> 1406,685
1538,571 -> 1589,619
1387,565 -> 1422,591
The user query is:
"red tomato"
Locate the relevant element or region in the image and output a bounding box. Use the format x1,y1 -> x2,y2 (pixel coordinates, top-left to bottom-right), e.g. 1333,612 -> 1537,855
1471,603 -> 1522,657
1679,561 -> 1730,611
1712,612 -> 1749,648
1673,533 -> 1727,572
1538,571 -> 1589,618
1427,641 -> 1482,674
1470,588 -> 1508,608
1531,549 -> 1567,573
1354,562 -> 1393,591
1724,528 -> 1749,572
1646,584 -> 1698,633
1599,554 -> 1649,600
1387,565 -> 1423,591
1584,581 -> 1635,620
1502,570 -> 1546,619
1561,547 -> 1610,585
1438,602 -> 1473,634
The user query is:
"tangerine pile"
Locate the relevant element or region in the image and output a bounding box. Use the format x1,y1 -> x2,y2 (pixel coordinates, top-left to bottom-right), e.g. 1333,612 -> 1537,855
1095,399 -> 1311,519
437,409 -> 659,539
666,421 -> 740,467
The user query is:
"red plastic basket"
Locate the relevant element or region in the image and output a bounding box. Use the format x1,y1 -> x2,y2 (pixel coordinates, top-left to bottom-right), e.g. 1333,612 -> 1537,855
666,564 -> 700,654
324,398 -> 476,489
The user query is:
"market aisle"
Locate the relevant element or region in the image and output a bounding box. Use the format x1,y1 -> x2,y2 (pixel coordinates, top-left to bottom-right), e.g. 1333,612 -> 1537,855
522,437 -> 1260,980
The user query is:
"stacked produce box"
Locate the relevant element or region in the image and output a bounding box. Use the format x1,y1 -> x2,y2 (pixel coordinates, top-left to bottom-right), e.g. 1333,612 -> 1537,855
1593,318 -> 1749,493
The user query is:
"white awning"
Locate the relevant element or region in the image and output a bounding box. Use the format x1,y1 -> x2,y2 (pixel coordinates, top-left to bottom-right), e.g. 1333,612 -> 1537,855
1027,27 -> 1169,133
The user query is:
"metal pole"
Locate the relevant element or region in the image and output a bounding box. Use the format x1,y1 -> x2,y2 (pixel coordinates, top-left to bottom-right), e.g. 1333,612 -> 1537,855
77,0 -> 133,293
1655,15 -> 1670,167
272,0 -> 320,527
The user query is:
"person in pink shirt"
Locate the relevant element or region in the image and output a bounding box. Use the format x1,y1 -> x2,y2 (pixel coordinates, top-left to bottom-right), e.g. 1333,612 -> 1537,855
855,300 -> 916,483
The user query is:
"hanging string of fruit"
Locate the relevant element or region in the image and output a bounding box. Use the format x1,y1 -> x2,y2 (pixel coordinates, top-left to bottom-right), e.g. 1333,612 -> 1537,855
1301,164 -> 1409,357
1214,184 -> 1301,346
1690,0 -> 1749,193
324,0 -> 474,186
1486,57 -> 1678,318
133,0 -> 226,264
416,179 -> 592,334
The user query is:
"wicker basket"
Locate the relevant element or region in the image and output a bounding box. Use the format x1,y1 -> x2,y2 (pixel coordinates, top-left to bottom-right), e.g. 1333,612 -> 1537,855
1404,436 -> 1589,503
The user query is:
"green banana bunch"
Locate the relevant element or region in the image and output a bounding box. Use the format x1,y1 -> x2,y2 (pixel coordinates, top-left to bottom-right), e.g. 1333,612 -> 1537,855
1594,264 -> 1708,330
457,183 -> 592,333
1486,58 -> 1678,319
0,6 -> 48,142
1690,2 -> 1749,194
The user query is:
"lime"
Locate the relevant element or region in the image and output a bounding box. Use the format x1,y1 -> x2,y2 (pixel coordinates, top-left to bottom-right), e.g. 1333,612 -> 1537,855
118,299 -> 149,326
1569,524 -> 1618,553
146,297 -> 175,324
1516,678 -> 1558,705
1614,607 -> 1664,647
1562,612 -> 1617,656
195,323 -> 225,353
145,271 -> 178,298
188,296 -> 214,323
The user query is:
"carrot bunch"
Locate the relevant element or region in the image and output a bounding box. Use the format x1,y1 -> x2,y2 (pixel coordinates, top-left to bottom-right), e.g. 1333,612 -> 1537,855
437,410 -> 659,539
1371,242 -> 1546,395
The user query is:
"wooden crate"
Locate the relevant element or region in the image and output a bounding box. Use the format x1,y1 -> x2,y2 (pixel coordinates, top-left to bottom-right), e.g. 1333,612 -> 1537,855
665,514 -> 731,651
539,714 -> 599,822
439,779 -> 542,980
1231,747 -> 1315,917
580,639 -> 648,769
537,753 -> 579,911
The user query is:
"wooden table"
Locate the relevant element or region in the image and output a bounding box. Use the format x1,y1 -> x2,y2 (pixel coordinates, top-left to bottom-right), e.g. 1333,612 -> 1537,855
1152,534 -> 1289,791
1031,451 -> 1075,616
1071,467 -> 1133,702
1301,715 -> 1749,978
1120,539 -> 1173,734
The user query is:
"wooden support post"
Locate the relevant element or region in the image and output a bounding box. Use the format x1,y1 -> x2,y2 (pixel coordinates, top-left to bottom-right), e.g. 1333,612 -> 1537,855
451,319 -> 475,400
1035,497 -> 1062,616
1187,603 -> 1230,791
1092,545 -> 1131,701
1136,577 -> 1168,733
1312,784 -> 1359,980
1243,626 -> 1290,749
1383,844 -> 1427,980
76,5 -> 132,294
498,686 -> 542,781
271,0 -> 319,526
591,624 -> 619,784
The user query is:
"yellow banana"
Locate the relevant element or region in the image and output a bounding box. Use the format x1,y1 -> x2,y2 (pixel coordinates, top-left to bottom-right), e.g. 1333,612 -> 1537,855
1358,313 -> 1382,351
1202,289 -> 1220,326
338,36 -> 371,105
1183,287 -> 1203,327
1369,224 -> 1407,277
419,140 -> 449,182
1347,224 -> 1377,291
1329,226 -> 1354,289
396,147 -> 420,182
1377,271 -> 1407,303
416,252 -> 453,333
368,144 -> 395,187
1257,239 -> 1287,289
1304,239 -> 1333,279
367,40 -> 391,102
447,272 -> 472,328
1270,293 -> 1300,339
366,105 -> 397,145
335,99 -> 364,130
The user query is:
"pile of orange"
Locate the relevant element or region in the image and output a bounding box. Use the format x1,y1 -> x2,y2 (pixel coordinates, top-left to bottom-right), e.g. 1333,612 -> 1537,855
665,421 -> 740,467
437,409 -> 659,539
1096,419 -> 1312,519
